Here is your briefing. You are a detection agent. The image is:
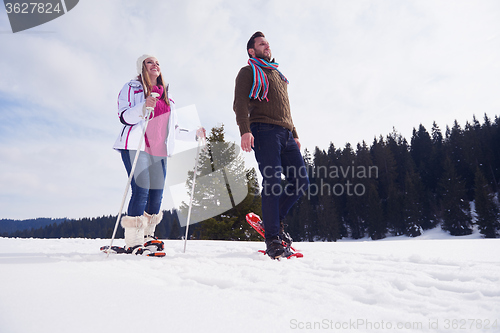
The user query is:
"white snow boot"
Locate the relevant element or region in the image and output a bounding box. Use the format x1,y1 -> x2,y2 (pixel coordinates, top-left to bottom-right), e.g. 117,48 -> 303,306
121,215 -> 150,255
143,211 -> 164,252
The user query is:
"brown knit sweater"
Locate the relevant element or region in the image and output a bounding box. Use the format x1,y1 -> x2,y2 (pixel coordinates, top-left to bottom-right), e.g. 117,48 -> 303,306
233,64 -> 298,138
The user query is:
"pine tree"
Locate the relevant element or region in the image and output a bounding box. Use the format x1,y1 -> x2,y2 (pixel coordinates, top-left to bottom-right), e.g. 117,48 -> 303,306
316,194 -> 341,241
365,182 -> 386,240
478,114 -> 498,192
371,136 -> 402,236
491,116 -> 500,190
356,142 -> 382,240
411,124 -> 433,191
339,144 -> 365,239
169,214 -> 179,239
474,167 -> 500,238
446,120 -> 474,199
410,125 -> 439,230
296,194 -> 315,241
429,121 -> 445,194
313,147 -> 341,241
402,170 -> 424,237
439,157 -> 473,236
182,124 -> 260,240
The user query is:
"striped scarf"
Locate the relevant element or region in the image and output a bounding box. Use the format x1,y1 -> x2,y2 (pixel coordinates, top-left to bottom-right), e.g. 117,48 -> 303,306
248,57 -> 289,101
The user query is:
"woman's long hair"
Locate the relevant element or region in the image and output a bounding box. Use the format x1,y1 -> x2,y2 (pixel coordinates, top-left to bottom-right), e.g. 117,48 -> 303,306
137,61 -> 170,106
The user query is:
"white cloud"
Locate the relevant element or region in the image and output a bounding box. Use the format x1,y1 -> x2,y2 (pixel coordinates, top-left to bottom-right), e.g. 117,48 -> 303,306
1,0 -> 499,219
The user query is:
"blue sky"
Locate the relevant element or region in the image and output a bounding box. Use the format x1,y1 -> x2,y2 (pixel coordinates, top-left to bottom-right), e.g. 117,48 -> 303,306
1,0 -> 499,219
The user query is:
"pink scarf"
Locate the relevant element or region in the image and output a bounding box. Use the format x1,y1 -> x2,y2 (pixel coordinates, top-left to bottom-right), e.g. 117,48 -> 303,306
145,86 -> 171,156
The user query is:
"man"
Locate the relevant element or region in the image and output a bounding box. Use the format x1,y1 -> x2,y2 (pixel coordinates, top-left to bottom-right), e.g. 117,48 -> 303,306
233,31 -> 309,259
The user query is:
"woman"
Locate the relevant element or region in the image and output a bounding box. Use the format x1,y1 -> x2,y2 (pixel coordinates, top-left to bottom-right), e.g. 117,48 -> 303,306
113,54 -> 205,255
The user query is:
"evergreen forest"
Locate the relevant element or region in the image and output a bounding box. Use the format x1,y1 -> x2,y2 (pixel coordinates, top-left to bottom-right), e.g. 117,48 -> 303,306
3,211 -> 183,240
286,114 -> 500,240
3,114 -> 500,240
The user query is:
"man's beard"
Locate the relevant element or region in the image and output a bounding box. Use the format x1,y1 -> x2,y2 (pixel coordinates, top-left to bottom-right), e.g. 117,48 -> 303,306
256,51 -> 271,62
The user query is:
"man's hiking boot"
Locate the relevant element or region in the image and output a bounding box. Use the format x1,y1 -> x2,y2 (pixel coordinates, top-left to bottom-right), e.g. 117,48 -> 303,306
265,236 -> 285,259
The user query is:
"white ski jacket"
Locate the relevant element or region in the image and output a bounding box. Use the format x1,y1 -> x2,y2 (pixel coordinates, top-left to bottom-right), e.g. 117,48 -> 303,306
113,80 -> 197,156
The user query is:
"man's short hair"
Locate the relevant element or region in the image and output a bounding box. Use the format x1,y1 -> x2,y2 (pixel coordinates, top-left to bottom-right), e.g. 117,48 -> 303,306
247,31 -> 265,58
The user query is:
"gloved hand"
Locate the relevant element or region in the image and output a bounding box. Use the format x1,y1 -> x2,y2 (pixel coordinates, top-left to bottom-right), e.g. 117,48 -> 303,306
142,92 -> 160,118
196,127 -> 206,140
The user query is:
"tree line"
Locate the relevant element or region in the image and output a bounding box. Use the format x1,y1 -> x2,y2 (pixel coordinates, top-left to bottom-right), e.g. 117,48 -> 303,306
4,211 -> 184,240
286,114 -> 500,240
4,115 -> 500,241
0,218 -> 65,235
4,125 -> 263,241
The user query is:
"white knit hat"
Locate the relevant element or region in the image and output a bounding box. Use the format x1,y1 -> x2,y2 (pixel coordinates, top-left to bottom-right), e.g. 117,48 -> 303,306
136,54 -> 155,75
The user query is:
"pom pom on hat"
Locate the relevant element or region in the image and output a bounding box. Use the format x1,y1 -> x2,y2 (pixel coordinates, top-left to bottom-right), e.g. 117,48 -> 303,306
137,54 -> 155,75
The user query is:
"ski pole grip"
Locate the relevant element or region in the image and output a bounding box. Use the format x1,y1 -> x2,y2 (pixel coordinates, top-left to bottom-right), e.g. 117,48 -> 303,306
145,92 -> 160,116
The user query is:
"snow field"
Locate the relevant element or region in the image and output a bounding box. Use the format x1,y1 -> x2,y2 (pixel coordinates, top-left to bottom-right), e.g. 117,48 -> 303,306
0,232 -> 499,333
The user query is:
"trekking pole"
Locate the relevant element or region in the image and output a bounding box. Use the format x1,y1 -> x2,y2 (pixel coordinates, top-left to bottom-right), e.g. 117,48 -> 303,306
183,136 -> 204,253
106,93 -> 159,257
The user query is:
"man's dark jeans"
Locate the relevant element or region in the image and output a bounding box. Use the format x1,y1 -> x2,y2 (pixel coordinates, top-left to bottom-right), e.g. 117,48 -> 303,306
251,123 -> 310,239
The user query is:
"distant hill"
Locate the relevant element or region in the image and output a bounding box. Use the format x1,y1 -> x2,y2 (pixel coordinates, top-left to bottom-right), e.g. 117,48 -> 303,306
1,211 -> 183,240
0,218 -> 66,236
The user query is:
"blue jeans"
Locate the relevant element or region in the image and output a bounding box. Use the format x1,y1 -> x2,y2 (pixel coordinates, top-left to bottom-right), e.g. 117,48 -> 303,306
120,150 -> 167,217
251,123 -> 310,239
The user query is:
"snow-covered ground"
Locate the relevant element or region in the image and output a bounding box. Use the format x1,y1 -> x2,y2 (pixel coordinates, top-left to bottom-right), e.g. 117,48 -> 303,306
0,228 -> 499,333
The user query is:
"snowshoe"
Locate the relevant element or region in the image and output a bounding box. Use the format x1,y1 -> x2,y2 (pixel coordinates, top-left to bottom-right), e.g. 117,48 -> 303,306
265,236 -> 285,259
246,212 -> 303,259
144,236 -> 164,252
100,245 -> 127,254
246,212 -> 265,238
257,249 -> 303,259
100,245 -> 165,257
